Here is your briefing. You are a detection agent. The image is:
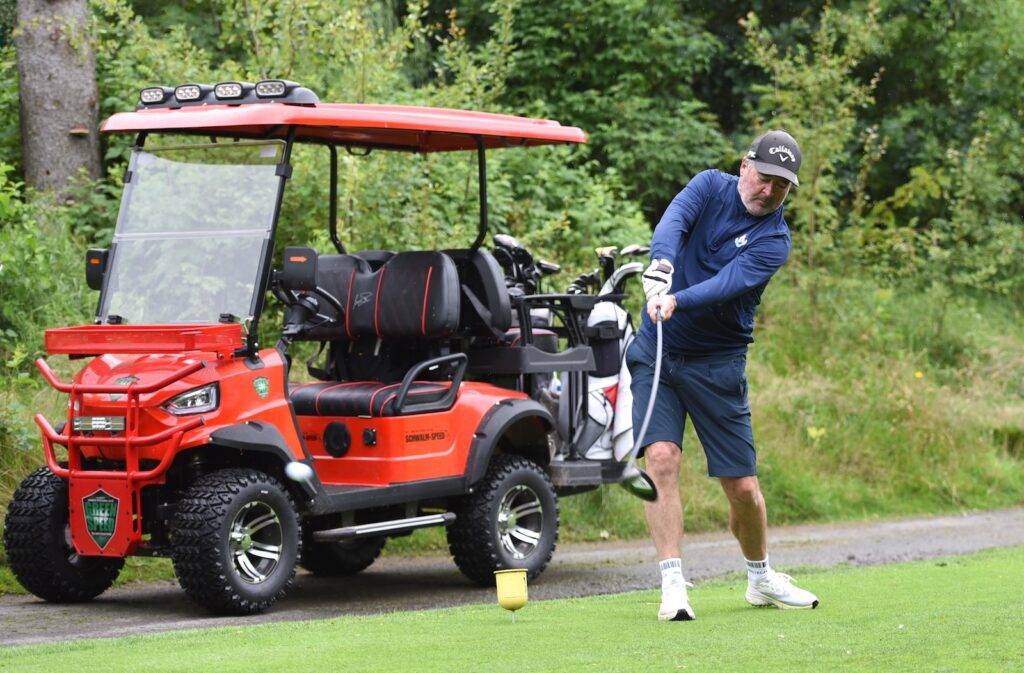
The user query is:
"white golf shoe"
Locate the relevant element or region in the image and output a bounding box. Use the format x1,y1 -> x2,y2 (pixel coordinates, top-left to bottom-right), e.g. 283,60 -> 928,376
658,578 -> 695,621
746,572 -> 819,609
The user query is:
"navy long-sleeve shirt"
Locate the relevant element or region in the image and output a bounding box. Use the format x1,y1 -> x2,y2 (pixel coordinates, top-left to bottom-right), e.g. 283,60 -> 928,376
635,169 -> 791,357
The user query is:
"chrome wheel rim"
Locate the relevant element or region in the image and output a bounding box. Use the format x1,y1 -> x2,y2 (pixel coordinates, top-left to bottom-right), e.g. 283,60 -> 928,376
497,484 -> 544,560
228,501 -> 282,584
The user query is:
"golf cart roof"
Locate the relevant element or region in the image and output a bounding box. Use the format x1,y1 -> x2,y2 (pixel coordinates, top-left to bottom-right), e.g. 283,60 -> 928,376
101,103 -> 587,152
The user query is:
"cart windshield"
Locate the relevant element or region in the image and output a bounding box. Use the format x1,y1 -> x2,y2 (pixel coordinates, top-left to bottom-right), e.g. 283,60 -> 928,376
99,141 -> 284,325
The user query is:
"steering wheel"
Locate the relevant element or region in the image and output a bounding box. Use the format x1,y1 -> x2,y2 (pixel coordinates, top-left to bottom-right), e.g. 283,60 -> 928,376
274,283 -> 346,334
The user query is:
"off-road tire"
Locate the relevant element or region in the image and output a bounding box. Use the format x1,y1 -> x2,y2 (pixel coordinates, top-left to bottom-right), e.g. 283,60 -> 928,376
299,534 -> 386,576
2,467 -> 123,602
447,454 -> 559,586
169,468 -> 300,615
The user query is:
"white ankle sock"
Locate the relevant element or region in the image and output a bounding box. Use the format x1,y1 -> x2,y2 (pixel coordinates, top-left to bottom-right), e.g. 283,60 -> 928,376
746,557 -> 771,584
660,558 -> 684,586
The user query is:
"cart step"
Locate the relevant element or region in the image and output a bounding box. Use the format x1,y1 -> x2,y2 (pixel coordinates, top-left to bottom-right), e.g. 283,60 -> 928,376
547,459 -> 604,487
313,512 -> 456,542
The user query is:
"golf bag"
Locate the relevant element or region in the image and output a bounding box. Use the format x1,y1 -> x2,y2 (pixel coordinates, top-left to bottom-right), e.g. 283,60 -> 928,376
555,298 -> 636,461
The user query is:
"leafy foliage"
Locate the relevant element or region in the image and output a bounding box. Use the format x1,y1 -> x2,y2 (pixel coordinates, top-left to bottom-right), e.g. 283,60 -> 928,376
743,2 -> 882,272
499,0 -> 731,220
0,165 -> 93,377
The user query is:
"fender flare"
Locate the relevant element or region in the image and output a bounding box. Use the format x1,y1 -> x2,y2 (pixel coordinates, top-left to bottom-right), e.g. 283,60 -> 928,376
209,421 -> 320,499
466,399 -> 554,486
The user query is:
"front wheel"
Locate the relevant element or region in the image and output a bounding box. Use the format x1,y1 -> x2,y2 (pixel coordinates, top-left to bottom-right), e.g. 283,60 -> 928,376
447,454 -> 559,586
170,468 -> 300,615
2,467 -> 123,602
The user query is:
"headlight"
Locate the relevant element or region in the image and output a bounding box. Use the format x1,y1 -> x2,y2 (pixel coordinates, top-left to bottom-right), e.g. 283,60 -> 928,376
163,383 -> 219,415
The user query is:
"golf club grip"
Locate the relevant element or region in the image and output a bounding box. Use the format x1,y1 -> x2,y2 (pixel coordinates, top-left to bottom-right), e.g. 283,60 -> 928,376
626,314 -> 663,468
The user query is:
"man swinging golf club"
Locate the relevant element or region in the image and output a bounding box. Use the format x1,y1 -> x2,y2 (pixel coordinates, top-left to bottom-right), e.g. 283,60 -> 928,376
627,130 -> 820,621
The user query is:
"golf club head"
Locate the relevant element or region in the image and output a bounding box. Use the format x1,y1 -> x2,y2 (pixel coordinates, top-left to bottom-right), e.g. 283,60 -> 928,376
619,244 -> 650,257
493,233 -> 522,251
537,259 -> 561,275
620,465 -> 658,502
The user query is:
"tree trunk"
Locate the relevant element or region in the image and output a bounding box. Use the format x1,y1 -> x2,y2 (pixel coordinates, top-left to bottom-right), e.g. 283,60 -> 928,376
15,0 -> 101,198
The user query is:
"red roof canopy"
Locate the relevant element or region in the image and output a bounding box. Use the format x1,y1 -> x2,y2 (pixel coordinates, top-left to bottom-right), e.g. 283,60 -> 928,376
101,102 -> 587,152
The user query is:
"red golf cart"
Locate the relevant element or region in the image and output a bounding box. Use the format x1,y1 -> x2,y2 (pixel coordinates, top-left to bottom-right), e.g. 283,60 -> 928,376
2,80 -> 632,614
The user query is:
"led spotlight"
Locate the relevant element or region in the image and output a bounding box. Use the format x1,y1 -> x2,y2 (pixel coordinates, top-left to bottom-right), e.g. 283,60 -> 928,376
139,87 -> 169,104
174,84 -> 203,102
214,82 -> 244,99
255,80 -> 287,98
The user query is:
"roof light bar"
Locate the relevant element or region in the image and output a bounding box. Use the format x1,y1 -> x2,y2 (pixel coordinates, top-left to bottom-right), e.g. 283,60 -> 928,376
257,80 -> 293,98
135,79 -> 318,108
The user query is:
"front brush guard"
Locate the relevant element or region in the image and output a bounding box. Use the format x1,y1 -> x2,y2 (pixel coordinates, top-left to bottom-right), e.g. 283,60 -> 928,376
33,358 -> 206,557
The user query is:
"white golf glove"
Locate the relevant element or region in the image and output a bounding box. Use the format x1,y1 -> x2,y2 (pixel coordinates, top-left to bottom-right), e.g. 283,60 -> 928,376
642,259 -> 674,300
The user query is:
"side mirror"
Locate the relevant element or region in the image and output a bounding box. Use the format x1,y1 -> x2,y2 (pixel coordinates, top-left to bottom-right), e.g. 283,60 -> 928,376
85,249 -> 108,291
281,247 -> 318,292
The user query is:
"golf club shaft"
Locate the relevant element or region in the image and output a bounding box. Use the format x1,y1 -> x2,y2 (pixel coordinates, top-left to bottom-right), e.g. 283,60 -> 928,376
626,310 -> 663,471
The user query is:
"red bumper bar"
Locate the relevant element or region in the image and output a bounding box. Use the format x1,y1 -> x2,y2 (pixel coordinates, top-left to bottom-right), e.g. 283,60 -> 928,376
35,358 -> 204,393
35,414 -> 203,480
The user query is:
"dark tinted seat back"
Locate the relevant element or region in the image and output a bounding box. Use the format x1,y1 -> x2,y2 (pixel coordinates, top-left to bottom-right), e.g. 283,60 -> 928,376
346,251 -> 460,339
445,248 -> 512,334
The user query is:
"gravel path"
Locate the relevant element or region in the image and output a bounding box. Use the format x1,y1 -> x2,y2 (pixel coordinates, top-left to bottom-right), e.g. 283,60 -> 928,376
2,507 -> 1022,647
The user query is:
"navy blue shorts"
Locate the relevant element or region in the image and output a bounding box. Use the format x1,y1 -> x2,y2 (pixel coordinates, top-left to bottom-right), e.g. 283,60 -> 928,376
625,337 -> 757,478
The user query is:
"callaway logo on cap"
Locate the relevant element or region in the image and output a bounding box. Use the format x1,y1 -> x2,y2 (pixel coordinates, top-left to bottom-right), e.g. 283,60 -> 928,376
745,129 -> 801,186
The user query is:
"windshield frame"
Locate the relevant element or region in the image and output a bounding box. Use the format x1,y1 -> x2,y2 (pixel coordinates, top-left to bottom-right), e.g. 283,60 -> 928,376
96,129 -> 295,356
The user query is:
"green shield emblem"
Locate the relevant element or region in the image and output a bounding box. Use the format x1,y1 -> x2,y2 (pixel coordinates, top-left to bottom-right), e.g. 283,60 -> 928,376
83,490 -> 118,549
253,376 -> 270,399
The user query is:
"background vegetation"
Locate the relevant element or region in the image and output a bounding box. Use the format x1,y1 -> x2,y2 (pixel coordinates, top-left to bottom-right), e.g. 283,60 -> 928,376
1,0 -> 1022,570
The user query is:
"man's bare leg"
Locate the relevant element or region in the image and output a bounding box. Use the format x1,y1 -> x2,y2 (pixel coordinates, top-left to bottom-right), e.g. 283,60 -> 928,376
719,475 -> 767,560
720,475 -> 819,608
644,441 -> 694,620
643,441 -> 683,559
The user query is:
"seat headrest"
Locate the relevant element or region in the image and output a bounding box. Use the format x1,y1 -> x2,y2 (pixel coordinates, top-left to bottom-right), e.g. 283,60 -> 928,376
445,248 -> 512,333
353,249 -> 395,271
346,251 -> 460,339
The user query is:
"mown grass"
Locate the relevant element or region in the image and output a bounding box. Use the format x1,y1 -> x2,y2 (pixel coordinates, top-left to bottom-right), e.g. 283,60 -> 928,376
2,271 -> 1023,581
3,547 -> 1021,672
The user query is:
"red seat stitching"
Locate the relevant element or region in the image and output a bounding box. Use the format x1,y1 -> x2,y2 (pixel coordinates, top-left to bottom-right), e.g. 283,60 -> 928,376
313,381 -> 375,415
373,267 -> 387,337
344,268 -> 356,339
368,382 -> 401,416
421,265 -> 434,336
379,384 -> 451,416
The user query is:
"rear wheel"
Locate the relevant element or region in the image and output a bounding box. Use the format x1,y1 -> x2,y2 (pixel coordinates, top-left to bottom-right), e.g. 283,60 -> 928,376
2,467 -> 123,602
447,454 -> 559,586
299,534 -> 386,576
170,468 -> 300,615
